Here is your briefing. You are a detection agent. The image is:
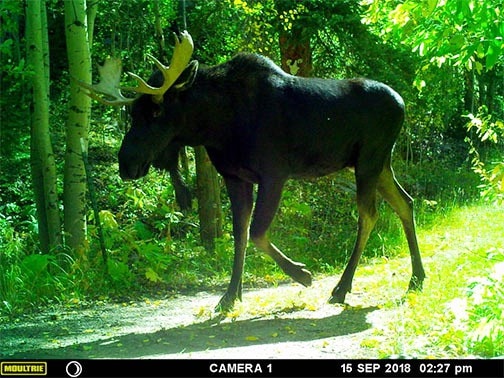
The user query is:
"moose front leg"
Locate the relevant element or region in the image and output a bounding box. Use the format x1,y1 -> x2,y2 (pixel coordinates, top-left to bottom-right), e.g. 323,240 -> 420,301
250,178 -> 312,287
216,177 -> 254,313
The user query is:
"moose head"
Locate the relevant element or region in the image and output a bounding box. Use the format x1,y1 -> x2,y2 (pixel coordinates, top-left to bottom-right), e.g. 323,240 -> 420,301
78,31 -> 198,180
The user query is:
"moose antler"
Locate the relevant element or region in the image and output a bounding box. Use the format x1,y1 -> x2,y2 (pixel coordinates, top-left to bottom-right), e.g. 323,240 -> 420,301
76,30 -> 194,106
125,31 -> 194,103
76,58 -> 135,106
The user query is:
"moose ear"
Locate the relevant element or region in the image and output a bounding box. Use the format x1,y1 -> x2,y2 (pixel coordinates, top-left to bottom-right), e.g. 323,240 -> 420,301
173,60 -> 199,91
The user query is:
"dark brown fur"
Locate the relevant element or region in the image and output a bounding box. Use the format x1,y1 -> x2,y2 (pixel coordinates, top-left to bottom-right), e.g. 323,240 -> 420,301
119,53 -> 425,311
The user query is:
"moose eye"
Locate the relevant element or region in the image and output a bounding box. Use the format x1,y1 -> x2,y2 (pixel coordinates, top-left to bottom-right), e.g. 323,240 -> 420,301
152,104 -> 164,119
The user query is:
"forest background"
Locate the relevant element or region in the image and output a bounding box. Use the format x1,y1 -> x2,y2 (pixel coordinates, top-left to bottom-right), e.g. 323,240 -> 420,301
0,0 -> 503,358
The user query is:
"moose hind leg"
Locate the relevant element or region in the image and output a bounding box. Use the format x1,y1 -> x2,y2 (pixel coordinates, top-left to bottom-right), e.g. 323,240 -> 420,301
250,179 -> 312,287
329,176 -> 379,304
377,165 -> 425,292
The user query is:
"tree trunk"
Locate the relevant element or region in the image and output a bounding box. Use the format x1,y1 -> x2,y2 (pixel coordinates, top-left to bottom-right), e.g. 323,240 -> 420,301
26,0 -> 62,253
482,69 -> 496,115
464,68 -> 475,114
174,0 -> 221,249
154,0 -> 165,58
275,2 -> 313,77
63,0 -> 92,254
195,146 -> 222,251
279,29 -> 312,77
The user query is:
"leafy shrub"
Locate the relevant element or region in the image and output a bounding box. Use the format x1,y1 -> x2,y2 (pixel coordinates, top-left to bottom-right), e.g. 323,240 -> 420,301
465,259 -> 504,357
441,247 -> 504,358
465,106 -> 504,205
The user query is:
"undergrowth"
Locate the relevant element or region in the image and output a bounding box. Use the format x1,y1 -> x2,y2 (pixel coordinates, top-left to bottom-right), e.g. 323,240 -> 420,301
0,151 -> 488,332
363,204 -> 504,358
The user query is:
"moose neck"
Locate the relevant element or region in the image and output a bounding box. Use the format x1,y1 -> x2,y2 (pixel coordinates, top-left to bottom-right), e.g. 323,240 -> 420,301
173,65 -> 236,150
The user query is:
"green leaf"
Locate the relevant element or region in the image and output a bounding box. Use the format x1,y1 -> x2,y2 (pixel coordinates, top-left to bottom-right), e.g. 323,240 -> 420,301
425,0 -> 438,16
413,77 -> 426,92
99,210 -> 118,229
145,267 -> 163,283
418,41 -> 425,56
134,221 -> 153,240
107,259 -> 132,282
475,61 -> 483,74
485,42 -> 500,70
21,254 -> 51,277
448,34 -> 465,52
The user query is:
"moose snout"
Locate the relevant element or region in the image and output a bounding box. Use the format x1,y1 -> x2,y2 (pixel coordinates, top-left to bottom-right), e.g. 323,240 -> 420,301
118,137 -> 152,180
119,160 -> 151,180
118,161 -> 135,180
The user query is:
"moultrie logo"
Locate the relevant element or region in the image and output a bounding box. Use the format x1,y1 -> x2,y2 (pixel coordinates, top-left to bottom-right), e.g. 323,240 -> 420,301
1,361 -> 47,376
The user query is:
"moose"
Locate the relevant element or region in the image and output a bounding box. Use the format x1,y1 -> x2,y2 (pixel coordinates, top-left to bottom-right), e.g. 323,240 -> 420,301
79,31 -> 425,312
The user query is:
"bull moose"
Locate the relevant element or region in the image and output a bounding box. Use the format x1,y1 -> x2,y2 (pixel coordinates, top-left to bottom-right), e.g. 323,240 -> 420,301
79,31 -> 425,312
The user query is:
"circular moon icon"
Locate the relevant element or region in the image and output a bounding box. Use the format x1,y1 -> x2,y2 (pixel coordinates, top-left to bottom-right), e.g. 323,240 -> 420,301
66,361 -> 83,378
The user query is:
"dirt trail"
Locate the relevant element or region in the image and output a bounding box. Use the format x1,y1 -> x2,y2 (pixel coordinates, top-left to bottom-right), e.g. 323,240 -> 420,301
1,268 -> 412,360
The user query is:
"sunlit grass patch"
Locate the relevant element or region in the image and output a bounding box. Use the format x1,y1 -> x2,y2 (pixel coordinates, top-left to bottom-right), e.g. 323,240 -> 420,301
373,204 -> 504,358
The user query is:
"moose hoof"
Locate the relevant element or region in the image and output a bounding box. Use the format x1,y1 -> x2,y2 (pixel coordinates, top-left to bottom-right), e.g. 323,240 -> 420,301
328,286 -> 348,304
407,275 -> 424,293
290,267 -> 312,287
215,292 -> 238,314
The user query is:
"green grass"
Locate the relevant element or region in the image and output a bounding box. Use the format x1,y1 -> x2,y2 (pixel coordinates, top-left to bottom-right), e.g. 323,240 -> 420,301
360,203 -> 504,358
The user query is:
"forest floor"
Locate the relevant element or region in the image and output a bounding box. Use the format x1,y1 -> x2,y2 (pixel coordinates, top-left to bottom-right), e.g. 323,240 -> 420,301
1,260 -> 418,360
2,203 -> 502,360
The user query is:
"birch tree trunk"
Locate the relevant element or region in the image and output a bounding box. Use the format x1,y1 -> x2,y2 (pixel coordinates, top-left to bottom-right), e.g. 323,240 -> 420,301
26,0 -> 62,253
63,0 -> 92,253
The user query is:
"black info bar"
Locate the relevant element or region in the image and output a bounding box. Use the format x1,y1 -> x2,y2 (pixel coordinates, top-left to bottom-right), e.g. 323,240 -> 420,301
1,359 -> 502,378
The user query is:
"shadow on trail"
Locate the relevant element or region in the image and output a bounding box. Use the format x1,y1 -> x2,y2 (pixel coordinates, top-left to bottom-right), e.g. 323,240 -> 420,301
9,306 -> 377,359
